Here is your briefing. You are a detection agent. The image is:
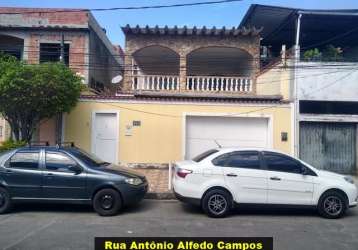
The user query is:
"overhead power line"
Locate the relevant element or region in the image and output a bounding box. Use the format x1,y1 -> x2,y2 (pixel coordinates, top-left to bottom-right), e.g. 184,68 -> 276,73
0,0 -> 243,15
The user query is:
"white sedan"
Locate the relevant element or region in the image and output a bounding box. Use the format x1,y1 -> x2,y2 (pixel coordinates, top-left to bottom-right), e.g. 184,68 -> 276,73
173,148 -> 357,218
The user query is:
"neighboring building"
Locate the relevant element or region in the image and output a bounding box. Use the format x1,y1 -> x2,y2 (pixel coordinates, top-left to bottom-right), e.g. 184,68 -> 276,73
0,7 -> 124,144
64,25 -> 292,165
241,4 -> 358,174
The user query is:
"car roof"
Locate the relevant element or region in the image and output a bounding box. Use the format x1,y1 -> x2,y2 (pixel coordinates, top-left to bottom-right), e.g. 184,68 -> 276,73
216,147 -> 287,154
16,146 -> 75,152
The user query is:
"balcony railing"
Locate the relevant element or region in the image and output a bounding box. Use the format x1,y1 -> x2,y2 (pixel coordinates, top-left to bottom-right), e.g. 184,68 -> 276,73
132,75 -> 253,93
186,76 -> 252,92
132,75 -> 179,91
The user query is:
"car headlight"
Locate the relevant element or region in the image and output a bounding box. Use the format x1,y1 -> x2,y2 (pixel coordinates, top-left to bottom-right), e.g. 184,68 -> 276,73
344,176 -> 355,184
125,177 -> 143,186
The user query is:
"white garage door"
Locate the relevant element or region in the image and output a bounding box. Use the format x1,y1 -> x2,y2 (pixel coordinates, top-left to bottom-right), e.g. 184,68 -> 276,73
185,116 -> 270,159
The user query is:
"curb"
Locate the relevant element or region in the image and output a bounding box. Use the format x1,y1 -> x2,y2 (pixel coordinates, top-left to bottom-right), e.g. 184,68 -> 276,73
145,192 -> 176,200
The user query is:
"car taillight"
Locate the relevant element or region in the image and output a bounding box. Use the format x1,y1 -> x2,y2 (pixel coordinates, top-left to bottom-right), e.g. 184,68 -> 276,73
176,168 -> 193,178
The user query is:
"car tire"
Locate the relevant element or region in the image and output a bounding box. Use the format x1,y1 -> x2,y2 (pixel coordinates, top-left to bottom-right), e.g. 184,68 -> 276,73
318,191 -> 347,219
202,189 -> 232,218
0,187 -> 12,214
93,188 -> 122,216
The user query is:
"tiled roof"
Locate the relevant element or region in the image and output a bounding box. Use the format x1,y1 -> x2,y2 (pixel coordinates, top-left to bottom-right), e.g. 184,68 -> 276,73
121,25 -> 262,37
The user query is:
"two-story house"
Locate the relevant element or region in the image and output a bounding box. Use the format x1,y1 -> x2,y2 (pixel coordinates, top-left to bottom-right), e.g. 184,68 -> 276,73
0,7 -> 124,144
241,4 -> 358,175
63,24 -> 292,166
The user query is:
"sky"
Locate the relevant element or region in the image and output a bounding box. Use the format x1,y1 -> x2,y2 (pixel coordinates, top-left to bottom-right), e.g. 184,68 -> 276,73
1,0 -> 358,47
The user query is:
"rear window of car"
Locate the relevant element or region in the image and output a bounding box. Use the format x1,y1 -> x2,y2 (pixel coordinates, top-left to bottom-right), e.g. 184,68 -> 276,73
192,149 -> 219,162
8,151 -> 39,169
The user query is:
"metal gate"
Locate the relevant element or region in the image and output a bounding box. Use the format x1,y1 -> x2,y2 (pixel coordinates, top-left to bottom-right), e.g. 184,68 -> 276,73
300,122 -> 357,174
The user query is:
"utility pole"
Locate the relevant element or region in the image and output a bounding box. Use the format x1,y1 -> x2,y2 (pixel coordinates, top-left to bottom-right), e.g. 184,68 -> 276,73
60,33 -> 65,63
56,33 -> 65,144
293,13 -> 302,157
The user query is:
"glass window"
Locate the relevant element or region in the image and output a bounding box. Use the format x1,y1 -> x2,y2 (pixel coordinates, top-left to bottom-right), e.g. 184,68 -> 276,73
46,152 -> 77,172
9,152 -> 39,169
264,152 -> 302,174
40,43 -> 69,66
225,151 -> 261,169
192,149 -> 219,162
212,153 -> 230,166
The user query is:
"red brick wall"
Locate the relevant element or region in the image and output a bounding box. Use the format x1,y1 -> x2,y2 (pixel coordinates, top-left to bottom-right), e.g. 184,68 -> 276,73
0,8 -> 89,26
25,33 -> 87,77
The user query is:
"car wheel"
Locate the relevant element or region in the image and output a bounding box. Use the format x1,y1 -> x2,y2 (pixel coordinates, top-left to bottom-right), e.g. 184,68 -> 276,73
318,191 -> 347,219
0,187 -> 12,214
202,189 -> 232,218
93,188 -> 122,216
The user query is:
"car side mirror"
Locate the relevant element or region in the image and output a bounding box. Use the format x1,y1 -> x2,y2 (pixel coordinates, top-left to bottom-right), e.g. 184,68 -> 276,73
301,166 -> 308,175
68,165 -> 82,174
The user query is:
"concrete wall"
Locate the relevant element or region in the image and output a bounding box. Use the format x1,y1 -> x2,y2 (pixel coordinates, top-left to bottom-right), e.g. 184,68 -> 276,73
64,100 -> 292,164
0,116 -> 10,144
0,117 -> 6,143
88,29 -> 122,92
257,61 -> 293,100
0,8 -> 89,28
297,62 -> 358,101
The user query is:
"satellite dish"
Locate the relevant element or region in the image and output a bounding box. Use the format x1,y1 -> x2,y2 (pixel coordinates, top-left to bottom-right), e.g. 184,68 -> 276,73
111,75 -> 123,84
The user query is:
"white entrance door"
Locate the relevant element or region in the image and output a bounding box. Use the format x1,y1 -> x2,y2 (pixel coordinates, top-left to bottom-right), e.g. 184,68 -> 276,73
185,116 -> 269,159
93,113 -> 118,164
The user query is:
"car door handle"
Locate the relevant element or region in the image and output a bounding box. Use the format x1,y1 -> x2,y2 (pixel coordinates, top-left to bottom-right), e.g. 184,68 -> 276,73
270,176 -> 281,181
45,173 -> 54,177
226,173 -> 238,177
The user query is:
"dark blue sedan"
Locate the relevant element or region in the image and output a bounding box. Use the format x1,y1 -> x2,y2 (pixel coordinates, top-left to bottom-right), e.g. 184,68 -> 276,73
0,145 -> 148,216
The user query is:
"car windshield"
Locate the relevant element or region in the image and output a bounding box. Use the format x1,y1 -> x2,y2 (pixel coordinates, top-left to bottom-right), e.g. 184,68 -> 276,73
70,148 -> 110,167
192,149 -> 219,162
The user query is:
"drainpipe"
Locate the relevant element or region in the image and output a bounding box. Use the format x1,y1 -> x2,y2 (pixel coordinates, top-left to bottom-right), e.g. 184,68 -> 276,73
293,13 -> 302,157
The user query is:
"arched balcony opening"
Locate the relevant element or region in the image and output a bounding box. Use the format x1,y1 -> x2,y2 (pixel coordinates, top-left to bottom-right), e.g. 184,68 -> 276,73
0,34 -> 24,59
131,46 -> 180,91
186,47 -> 254,92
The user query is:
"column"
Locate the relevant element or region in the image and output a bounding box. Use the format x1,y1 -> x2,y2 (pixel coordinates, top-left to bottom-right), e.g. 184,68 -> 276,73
179,54 -> 187,91
122,53 -> 133,93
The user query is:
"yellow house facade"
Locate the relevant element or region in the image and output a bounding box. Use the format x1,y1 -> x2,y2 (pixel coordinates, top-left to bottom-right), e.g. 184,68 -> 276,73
64,98 -> 292,165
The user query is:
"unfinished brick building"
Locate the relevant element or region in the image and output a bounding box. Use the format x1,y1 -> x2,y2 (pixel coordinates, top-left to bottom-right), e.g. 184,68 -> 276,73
0,7 -> 124,144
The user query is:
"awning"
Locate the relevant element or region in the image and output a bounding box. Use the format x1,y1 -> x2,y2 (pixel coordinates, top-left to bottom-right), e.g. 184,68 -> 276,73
240,4 -> 358,51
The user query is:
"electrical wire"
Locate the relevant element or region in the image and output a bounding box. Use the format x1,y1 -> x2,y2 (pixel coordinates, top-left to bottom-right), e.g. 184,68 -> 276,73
0,0 -> 244,15
93,101 -> 291,119
91,68 -> 356,119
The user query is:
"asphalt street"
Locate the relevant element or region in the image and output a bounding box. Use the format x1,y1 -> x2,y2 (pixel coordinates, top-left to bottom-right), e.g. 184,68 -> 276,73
0,200 -> 357,250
